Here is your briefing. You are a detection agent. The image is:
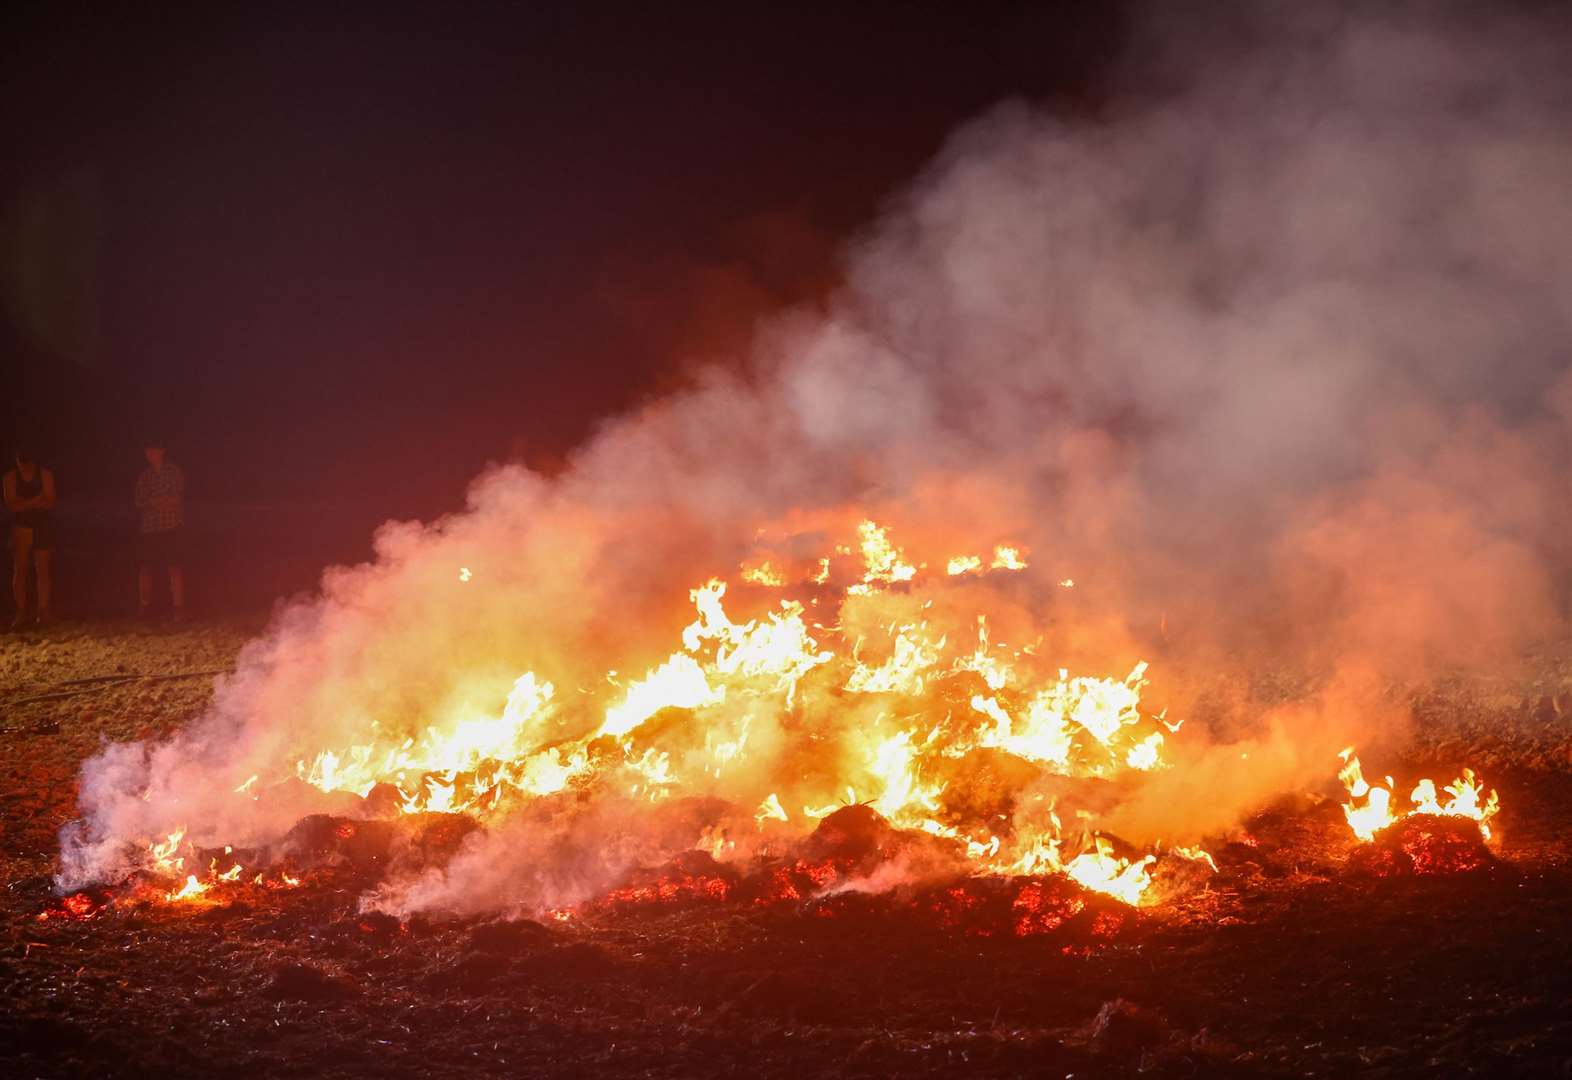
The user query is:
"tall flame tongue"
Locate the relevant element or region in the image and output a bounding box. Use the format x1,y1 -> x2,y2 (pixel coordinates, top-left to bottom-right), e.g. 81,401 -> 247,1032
134,518 -> 1201,909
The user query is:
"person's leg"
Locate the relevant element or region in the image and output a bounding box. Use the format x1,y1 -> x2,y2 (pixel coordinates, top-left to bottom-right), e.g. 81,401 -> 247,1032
10,527 -> 32,627
33,548 -> 52,621
137,528 -> 154,616
168,563 -> 185,618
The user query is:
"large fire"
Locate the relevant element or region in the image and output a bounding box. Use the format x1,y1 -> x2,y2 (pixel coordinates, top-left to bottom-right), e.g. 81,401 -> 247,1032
95,517 -> 1501,919
118,518 -> 1211,910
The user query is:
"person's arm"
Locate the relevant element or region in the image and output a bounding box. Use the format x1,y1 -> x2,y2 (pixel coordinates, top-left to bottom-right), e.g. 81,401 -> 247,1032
2,471 -> 17,512
39,469 -> 56,510
135,471 -> 150,509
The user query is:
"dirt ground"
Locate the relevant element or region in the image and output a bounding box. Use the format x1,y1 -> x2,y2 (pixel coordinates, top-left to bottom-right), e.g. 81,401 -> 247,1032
3,619 -> 1572,1078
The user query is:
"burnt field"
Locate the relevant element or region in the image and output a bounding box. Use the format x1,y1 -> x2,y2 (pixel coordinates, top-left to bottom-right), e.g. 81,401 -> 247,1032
4,621 -> 1572,1078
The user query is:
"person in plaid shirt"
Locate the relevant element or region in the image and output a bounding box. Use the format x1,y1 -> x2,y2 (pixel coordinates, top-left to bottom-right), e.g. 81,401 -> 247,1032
135,441 -> 186,621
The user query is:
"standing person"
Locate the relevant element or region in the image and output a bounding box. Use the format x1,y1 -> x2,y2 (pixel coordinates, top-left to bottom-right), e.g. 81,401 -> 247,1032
3,447 -> 56,629
135,441 -> 185,621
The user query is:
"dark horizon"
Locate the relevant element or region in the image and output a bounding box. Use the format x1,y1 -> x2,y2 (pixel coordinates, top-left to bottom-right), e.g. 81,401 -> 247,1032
3,4 -> 1123,531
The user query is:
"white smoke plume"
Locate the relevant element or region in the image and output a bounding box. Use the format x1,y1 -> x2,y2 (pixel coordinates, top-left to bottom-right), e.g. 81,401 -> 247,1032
58,1 -> 1572,915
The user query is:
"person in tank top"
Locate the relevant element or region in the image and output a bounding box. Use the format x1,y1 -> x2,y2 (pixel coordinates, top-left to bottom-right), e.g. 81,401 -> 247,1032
4,447 -> 56,629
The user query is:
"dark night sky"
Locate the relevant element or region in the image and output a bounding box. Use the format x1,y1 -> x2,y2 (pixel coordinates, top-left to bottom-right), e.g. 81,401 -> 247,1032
1,3 -> 1123,528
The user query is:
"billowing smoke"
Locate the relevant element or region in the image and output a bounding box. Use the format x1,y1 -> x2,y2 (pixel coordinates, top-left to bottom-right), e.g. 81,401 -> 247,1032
58,2 -> 1572,915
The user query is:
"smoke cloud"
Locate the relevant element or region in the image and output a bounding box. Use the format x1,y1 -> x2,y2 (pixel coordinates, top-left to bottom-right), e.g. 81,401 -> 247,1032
58,2 -> 1572,915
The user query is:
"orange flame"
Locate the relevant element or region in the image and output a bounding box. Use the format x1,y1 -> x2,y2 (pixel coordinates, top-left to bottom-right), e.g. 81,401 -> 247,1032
1338,748 -> 1499,843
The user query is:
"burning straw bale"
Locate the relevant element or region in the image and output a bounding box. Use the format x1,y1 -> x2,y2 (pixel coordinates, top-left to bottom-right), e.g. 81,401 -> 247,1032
279,811 -> 479,876
580,804 -> 1155,945
589,850 -> 738,911
1344,814 -> 1498,879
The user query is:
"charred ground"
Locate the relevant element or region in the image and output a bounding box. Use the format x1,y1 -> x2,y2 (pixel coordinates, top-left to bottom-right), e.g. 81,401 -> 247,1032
3,621 -> 1572,1078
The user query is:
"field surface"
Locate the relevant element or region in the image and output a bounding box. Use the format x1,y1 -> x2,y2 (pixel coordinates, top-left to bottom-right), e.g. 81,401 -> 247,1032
3,620 -> 1572,1078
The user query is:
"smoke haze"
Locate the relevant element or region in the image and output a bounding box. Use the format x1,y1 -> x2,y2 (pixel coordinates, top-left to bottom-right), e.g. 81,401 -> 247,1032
58,1 -> 1572,916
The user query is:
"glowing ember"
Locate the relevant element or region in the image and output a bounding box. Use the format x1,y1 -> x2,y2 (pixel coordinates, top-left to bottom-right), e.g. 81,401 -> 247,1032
37,892 -> 100,922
